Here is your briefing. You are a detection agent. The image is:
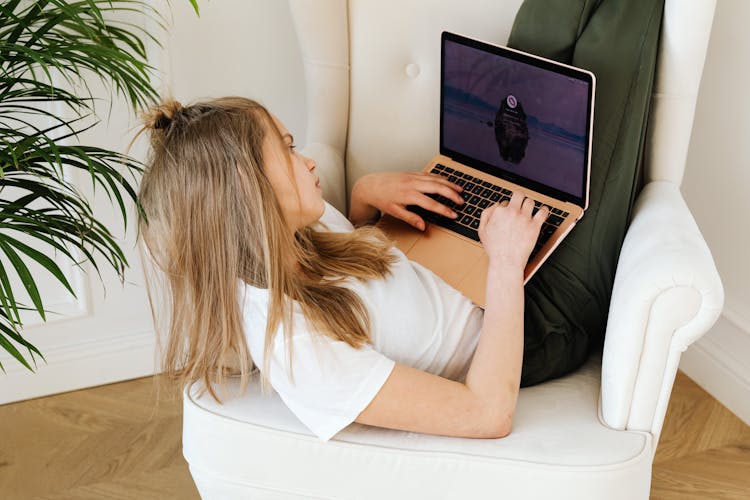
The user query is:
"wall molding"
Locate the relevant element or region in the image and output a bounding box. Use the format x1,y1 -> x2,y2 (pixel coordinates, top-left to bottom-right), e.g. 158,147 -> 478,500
722,300 -> 750,338
680,312 -> 750,426
0,328 -> 159,404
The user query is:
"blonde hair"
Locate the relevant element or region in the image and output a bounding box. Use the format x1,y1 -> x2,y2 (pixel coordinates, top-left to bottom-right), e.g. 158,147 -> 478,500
135,96 -> 398,401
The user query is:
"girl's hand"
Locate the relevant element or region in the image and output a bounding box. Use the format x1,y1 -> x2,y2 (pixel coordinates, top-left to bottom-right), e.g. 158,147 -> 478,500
349,171 -> 464,230
478,191 -> 548,269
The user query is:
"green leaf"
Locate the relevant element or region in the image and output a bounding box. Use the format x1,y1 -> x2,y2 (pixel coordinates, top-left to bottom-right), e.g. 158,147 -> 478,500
1,233 -> 76,297
0,330 -> 33,371
0,319 -> 46,370
0,239 -> 45,320
188,0 -> 201,16
0,256 -> 22,326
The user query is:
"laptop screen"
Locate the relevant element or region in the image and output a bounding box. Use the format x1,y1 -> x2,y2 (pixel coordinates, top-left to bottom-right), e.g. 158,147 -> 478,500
440,32 -> 594,205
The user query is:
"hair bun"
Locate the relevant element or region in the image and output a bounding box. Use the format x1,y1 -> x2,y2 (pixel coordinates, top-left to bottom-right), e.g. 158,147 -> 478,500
143,99 -> 184,131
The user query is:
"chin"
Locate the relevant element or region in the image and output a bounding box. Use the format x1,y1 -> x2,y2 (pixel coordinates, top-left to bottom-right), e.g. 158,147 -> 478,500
301,202 -> 326,228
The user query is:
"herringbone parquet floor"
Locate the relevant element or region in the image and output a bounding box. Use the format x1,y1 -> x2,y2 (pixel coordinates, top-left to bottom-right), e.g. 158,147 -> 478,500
1,370 -> 748,499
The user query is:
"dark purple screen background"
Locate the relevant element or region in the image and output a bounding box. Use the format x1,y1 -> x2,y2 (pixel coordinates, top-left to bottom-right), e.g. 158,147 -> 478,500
442,40 -> 590,198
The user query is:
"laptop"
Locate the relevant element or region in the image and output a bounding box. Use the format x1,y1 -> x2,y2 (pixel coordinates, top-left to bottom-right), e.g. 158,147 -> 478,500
375,31 -> 596,307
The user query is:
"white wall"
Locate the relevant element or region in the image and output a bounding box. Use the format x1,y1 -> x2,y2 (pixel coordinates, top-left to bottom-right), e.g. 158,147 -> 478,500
679,0 -> 750,425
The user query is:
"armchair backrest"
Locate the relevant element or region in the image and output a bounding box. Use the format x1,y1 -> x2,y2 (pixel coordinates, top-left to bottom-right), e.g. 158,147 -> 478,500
290,0 -> 716,207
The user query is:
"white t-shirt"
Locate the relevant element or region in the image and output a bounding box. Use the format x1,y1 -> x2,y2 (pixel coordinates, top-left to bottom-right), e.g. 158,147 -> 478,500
239,201 -> 484,441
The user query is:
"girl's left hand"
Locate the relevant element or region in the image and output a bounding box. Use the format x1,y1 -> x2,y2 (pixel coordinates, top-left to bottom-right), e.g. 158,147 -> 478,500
350,171 -> 464,230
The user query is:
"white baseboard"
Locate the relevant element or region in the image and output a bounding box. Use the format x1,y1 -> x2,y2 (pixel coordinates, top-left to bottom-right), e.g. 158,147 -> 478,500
0,329 -> 159,405
679,312 -> 750,426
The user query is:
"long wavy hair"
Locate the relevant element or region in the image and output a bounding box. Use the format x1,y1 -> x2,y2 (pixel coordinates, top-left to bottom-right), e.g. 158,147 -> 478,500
135,96 -> 398,401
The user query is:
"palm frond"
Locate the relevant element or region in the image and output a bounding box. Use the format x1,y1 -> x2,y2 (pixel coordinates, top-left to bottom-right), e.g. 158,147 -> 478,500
0,0 -> 200,370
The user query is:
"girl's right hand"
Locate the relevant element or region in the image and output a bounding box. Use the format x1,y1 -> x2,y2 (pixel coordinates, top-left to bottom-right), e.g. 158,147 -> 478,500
477,191 -> 549,269
350,171 -> 464,230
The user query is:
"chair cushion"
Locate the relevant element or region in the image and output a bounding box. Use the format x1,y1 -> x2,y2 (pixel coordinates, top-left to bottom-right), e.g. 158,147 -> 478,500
183,353 -> 652,499
508,0 -> 666,387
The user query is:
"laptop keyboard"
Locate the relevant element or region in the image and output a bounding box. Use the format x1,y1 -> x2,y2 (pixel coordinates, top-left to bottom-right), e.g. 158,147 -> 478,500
406,164 -> 569,261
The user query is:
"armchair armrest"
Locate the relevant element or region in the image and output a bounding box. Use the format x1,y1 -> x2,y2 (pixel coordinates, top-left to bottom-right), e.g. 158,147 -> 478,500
600,180 -> 723,438
300,141 -> 347,214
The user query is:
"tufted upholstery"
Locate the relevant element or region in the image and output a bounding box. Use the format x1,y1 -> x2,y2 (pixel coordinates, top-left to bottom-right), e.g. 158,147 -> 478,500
182,1 -> 724,498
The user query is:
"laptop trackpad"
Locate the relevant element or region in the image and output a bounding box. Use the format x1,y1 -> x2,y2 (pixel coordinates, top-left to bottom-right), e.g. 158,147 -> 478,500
405,226 -> 484,291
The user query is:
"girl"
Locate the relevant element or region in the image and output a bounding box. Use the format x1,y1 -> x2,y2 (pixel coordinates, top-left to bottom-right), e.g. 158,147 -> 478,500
136,96 -> 548,442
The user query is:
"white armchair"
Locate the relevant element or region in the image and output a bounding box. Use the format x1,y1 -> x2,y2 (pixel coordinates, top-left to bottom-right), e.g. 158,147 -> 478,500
181,1 -> 724,498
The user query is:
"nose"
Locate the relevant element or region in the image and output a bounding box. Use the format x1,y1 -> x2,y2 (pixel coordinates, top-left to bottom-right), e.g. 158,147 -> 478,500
304,155 -> 316,172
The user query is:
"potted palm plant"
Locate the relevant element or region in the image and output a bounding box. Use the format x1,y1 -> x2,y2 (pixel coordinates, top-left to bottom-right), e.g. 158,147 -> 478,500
0,0 -> 199,371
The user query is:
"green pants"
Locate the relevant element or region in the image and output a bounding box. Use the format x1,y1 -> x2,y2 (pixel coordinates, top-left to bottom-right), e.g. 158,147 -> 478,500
509,0 -> 665,386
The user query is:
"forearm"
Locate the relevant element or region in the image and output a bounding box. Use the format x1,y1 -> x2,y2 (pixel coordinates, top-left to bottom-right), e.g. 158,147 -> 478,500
463,262 -> 525,434
348,174 -> 381,227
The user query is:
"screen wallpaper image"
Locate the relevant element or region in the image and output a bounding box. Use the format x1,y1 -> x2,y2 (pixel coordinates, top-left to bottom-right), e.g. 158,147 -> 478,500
442,40 -> 589,198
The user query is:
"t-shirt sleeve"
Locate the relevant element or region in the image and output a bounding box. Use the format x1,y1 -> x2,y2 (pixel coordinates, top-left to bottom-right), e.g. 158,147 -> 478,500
266,322 -> 396,442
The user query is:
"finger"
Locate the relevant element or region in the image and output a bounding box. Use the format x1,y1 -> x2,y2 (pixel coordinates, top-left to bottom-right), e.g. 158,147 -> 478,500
478,203 -> 495,233
425,172 -> 464,190
421,176 -> 465,204
533,205 -> 550,224
521,197 -> 535,216
416,195 -> 458,220
391,205 -> 427,231
509,190 -> 526,209
500,199 -> 510,207
424,182 -> 465,205
482,202 -> 497,218
423,171 -> 463,190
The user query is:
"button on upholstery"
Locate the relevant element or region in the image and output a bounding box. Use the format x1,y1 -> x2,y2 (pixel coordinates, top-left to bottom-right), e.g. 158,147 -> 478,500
405,63 -> 421,78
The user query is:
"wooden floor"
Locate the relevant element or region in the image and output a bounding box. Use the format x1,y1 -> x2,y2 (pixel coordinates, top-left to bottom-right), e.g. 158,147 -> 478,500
1,371 -> 748,499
